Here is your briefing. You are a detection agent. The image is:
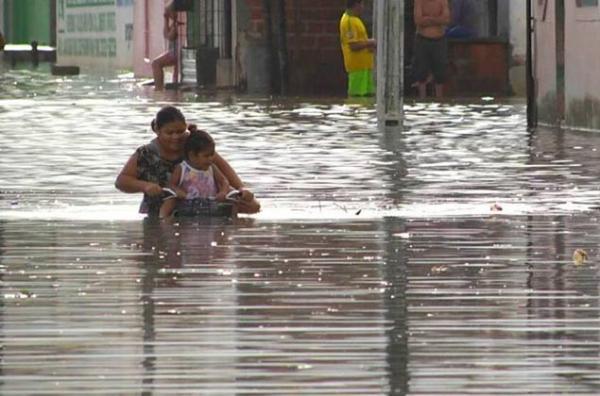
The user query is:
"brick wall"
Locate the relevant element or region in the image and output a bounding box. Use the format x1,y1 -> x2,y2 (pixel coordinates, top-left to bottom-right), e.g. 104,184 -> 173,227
285,0 -> 347,96
244,0 -> 349,96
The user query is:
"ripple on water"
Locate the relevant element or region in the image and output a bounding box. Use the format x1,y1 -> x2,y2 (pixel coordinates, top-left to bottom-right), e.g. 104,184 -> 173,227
1,70 -> 600,394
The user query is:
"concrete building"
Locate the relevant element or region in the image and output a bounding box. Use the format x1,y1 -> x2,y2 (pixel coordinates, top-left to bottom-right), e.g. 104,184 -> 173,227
56,0 -> 134,71
132,0 -> 348,95
533,0 -> 600,131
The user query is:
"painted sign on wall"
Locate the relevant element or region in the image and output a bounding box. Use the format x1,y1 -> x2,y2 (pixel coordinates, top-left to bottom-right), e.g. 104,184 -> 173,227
57,0 -> 133,69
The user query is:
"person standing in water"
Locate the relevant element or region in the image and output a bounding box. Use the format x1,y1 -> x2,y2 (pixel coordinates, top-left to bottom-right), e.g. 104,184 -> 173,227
413,0 -> 451,99
115,106 -> 260,217
339,0 -> 377,97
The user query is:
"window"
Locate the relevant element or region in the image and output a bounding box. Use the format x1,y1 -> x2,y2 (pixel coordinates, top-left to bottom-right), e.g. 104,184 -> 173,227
576,0 -> 598,7
186,0 -> 232,58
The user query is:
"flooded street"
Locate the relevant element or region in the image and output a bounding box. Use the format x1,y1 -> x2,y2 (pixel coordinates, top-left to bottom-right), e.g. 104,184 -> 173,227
1,67 -> 600,394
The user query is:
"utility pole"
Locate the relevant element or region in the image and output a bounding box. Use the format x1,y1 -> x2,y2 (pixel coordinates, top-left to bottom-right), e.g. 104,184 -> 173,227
376,0 -> 404,131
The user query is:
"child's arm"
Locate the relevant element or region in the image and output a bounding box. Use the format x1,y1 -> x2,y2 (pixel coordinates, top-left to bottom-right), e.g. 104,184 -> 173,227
159,166 -> 183,218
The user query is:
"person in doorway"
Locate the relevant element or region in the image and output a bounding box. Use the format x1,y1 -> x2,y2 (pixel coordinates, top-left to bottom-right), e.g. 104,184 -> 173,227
159,130 -> 238,218
339,0 -> 377,97
115,106 -> 260,217
152,1 -> 179,91
445,0 -> 476,39
413,0 -> 451,99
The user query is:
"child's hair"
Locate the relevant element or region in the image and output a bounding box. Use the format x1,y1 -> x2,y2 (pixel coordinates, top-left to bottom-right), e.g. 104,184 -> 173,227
347,0 -> 362,8
184,130 -> 215,159
151,105 -> 185,131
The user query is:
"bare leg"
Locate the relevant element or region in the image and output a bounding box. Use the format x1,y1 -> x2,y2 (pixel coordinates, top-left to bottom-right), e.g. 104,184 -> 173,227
417,82 -> 427,99
434,83 -> 444,99
151,51 -> 176,91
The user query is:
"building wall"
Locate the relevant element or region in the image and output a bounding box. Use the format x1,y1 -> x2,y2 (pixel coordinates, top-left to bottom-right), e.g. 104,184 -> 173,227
0,1 -> 4,39
535,1 -> 600,131
533,0 -> 558,125
132,0 -> 171,79
508,0 -> 527,96
564,2 -> 600,130
3,0 -> 53,45
237,0 -> 347,95
57,0 -> 134,70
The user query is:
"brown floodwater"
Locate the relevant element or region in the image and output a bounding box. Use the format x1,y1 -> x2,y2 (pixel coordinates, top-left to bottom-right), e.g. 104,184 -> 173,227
1,67 -> 600,394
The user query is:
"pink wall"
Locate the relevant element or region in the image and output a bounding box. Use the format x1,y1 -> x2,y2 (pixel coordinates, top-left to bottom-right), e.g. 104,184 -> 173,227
133,0 -> 181,79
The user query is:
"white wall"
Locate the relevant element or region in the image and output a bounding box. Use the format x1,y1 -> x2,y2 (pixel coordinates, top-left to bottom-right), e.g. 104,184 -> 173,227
56,0 -> 134,70
533,0 -> 557,108
509,0 -> 527,96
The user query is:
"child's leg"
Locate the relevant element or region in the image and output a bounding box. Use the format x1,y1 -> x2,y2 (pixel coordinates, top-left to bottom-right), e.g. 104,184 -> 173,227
159,198 -> 176,219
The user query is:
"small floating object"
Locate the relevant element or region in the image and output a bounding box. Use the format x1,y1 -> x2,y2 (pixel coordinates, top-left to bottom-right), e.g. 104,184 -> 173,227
490,203 -> 503,212
355,209 -> 362,215
51,64 -> 80,76
572,249 -> 588,266
431,265 -> 448,274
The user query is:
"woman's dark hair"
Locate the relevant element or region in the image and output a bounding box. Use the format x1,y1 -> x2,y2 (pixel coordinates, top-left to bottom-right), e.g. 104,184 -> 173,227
151,105 -> 186,131
347,0 -> 363,9
184,130 -> 215,159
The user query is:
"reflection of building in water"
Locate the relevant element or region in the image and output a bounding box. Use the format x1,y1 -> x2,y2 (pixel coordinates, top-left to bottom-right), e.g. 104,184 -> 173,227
138,218 -> 239,394
0,221 -> 143,394
231,220 -> 404,393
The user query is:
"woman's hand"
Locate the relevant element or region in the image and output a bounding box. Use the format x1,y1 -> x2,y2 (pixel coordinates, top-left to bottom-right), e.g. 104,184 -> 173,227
215,190 -> 228,202
239,187 -> 254,202
174,187 -> 187,199
143,182 -> 163,197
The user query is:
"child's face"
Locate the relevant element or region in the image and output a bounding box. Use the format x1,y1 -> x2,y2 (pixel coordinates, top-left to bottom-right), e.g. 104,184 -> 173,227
188,148 -> 214,170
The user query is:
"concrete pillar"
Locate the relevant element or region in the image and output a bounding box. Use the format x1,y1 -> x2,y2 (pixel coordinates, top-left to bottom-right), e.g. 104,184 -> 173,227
376,0 -> 404,131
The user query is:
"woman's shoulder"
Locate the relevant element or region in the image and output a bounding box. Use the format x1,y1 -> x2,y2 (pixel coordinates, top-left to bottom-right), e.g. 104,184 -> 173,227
135,140 -> 160,158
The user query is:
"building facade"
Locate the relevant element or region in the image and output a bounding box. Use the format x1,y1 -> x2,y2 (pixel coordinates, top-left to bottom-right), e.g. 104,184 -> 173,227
2,0 -> 55,46
56,0 -> 134,70
534,0 -> 600,131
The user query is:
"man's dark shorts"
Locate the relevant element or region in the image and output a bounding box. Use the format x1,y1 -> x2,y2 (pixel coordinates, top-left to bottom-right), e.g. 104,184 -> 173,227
413,34 -> 448,84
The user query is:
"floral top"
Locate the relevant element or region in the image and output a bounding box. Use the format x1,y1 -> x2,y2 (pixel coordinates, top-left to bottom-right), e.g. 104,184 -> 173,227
136,139 -> 182,216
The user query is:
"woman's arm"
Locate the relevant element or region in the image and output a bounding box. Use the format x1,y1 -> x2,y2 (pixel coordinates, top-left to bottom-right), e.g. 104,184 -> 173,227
159,166 -> 183,218
213,152 -> 244,190
212,165 -> 231,202
115,153 -> 163,196
213,152 -> 260,214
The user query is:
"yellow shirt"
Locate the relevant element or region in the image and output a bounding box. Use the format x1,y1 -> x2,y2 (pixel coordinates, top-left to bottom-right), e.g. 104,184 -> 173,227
339,11 -> 374,73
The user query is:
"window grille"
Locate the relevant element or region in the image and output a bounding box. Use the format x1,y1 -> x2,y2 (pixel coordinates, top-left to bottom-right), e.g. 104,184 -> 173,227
186,0 -> 232,58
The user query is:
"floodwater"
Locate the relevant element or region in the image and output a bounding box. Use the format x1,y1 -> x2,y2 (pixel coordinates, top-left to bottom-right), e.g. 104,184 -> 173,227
1,66 -> 600,395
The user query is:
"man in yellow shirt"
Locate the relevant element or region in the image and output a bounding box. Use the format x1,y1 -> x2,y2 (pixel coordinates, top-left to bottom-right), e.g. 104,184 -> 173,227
339,0 -> 377,96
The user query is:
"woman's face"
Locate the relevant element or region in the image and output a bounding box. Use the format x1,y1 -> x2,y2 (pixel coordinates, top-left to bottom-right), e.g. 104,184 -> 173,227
156,120 -> 188,154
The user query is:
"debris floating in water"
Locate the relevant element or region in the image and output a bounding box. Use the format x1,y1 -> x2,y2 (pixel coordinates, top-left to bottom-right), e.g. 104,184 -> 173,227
490,203 -> 503,212
572,249 -> 588,266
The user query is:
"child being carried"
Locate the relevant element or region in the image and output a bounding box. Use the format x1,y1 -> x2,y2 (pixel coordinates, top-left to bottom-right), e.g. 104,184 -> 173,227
159,130 -> 238,218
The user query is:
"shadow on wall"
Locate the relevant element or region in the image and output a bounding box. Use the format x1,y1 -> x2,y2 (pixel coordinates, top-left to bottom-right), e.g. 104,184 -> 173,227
568,96 -> 600,131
